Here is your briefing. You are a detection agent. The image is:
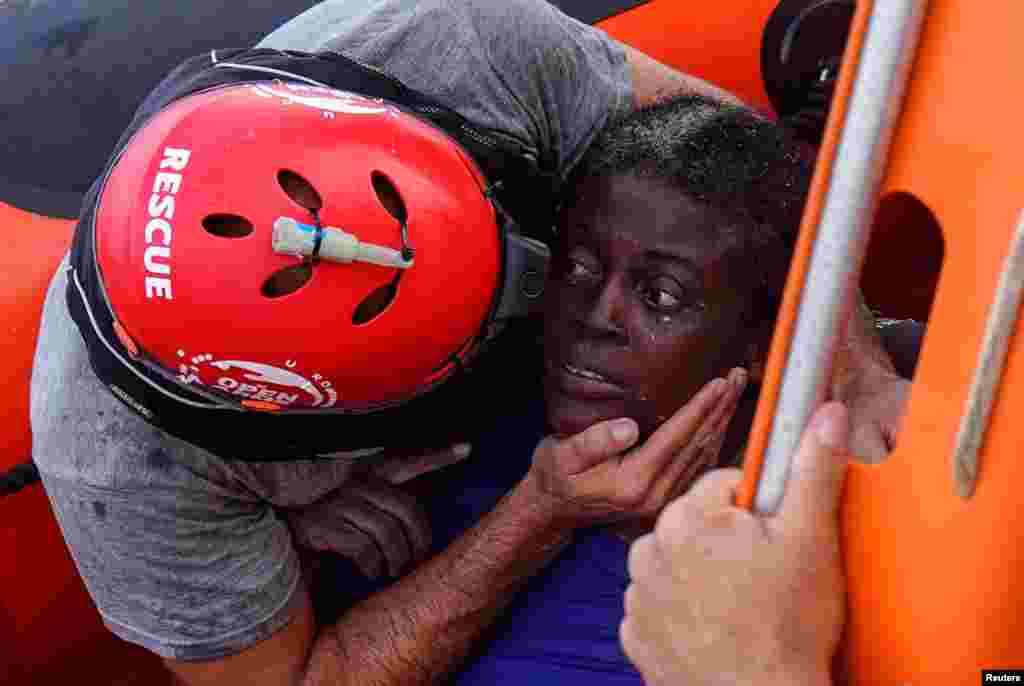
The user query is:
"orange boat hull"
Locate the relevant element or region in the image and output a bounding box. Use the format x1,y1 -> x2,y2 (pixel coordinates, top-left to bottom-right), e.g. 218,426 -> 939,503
11,0 -> 1012,683
739,0 -> 1024,682
1,3 -> 778,682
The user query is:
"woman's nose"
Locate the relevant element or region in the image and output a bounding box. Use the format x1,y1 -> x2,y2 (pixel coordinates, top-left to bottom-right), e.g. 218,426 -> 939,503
582,275 -> 627,337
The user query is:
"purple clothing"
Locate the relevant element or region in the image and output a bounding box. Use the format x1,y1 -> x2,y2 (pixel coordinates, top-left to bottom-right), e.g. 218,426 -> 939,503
322,401 -> 643,684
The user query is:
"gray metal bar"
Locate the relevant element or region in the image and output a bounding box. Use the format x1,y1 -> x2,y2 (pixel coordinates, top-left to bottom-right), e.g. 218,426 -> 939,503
754,0 -> 930,514
952,210 -> 1024,499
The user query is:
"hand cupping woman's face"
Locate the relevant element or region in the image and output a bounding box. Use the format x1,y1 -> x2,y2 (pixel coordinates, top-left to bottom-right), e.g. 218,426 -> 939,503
542,173 -> 761,438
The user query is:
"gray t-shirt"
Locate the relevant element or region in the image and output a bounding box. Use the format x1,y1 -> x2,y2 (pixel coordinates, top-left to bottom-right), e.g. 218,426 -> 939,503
32,0 -> 631,662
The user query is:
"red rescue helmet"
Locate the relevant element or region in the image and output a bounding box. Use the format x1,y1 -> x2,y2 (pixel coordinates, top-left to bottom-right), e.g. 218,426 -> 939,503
93,83 -> 547,413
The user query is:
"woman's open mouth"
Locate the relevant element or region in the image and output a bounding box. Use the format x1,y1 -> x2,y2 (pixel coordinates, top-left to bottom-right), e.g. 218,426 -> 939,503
547,359 -> 627,399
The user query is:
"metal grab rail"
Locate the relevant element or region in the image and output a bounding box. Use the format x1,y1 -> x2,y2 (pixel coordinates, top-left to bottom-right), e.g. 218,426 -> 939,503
750,0 -> 929,514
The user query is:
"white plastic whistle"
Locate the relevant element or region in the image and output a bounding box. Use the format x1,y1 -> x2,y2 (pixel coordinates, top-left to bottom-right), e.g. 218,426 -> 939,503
272,216 -> 414,269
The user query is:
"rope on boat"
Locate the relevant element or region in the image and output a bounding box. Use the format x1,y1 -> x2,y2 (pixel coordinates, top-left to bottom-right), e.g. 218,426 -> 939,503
0,461 -> 40,498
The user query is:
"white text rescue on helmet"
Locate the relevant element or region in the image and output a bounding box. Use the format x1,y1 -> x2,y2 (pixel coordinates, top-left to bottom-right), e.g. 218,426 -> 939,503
144,147 -> 191,299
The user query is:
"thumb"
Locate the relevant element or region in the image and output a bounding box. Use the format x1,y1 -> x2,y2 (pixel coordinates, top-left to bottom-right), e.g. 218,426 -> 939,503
545,418 -> 640,475
776,402 -> 850,535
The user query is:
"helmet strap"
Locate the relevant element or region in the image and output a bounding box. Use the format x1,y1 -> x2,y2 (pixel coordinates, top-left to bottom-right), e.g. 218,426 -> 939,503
308,208 -> 325,263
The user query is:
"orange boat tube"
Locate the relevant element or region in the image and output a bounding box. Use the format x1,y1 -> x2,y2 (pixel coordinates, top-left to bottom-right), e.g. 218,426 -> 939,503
740,0 -> 1024,682
0,2 -> 776,683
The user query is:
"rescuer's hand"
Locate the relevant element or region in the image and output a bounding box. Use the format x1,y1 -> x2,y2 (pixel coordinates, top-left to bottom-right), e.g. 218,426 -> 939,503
285,443 -> 472,579
620,402 -> 849,686
523,369 -> 747,529
831,293 -> 910,462
840,367 -> 908,463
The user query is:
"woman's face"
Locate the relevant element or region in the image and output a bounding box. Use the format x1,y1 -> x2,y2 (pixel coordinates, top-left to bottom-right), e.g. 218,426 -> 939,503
543,172 -> 761,437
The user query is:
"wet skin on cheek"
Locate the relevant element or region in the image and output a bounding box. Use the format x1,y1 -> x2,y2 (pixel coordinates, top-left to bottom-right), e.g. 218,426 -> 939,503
542,173 -> 760,438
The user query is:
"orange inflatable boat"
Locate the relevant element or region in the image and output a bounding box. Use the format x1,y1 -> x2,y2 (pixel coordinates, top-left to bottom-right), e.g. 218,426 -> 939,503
738,0 -> 1024,683
2,0 -> 1015,683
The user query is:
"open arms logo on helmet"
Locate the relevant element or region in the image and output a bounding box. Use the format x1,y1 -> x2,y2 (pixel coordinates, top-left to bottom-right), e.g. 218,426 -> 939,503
176,353 -> 338,409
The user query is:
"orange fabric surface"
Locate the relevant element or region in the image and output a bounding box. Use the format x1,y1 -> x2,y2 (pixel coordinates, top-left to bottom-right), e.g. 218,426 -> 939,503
3,3 -> 781,679
740,1 -> 1024,681
0,202 -> 171,684
598,0 -> 777,113
19,1 -> 1017,680
842,0 -> 1024,679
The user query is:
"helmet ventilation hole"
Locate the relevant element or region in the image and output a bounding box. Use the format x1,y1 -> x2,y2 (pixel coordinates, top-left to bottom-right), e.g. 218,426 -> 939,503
371,172 -> 407,223
353,282 -> 398,325
202,214 -> 254,238
278,169 -> 323,211
262,263 -> 314,298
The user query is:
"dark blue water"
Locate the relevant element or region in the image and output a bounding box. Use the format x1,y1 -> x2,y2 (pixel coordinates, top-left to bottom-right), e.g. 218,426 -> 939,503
0,0 -> 650,218
0,0 -> 321,217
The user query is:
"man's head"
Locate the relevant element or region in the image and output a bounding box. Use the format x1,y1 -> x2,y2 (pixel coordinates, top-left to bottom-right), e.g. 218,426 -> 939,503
543,95 -> 813,437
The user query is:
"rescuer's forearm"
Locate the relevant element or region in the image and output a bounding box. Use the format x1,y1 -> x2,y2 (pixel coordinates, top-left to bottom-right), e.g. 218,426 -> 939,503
302,474 -> 574,686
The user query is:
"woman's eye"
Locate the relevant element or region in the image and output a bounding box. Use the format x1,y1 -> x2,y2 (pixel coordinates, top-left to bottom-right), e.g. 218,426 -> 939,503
643,287 -> 681,310
640,277 -> 692,313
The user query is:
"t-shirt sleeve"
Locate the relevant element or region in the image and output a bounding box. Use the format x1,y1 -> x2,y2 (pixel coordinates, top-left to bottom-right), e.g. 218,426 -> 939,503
31,262 -> 306,662
40,471 -> 307,662
260,0 -> 634,178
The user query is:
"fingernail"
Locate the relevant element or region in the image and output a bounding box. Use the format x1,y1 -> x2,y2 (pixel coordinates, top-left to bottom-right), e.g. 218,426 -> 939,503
453,442 -> 473,458
730,368 -> 748,390
811,403 -> 849,449
610,418 -> 639,444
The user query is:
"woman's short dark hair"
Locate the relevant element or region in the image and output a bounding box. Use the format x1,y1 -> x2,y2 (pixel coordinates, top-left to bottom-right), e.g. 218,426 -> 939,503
569,95 -> 815,327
